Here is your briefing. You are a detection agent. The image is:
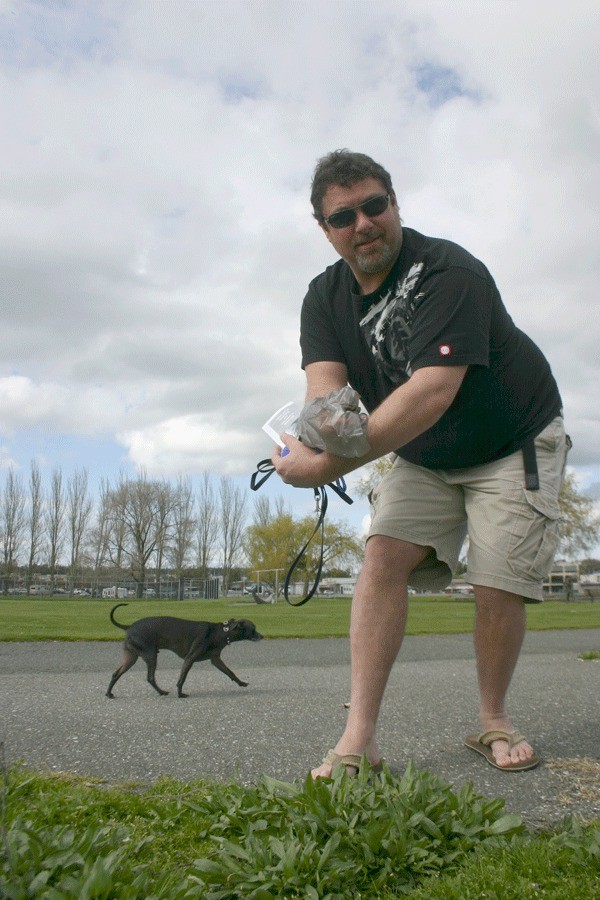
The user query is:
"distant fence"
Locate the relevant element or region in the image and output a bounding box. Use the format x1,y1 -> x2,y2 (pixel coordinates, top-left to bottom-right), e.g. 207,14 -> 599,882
4,576 -> 223,600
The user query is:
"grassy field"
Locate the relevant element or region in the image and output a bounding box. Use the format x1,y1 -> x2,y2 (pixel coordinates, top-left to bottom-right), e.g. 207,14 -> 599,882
0,594 -> 599,641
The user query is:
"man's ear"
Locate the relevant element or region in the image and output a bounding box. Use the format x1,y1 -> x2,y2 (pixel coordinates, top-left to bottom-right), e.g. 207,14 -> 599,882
319,221 -> 333,244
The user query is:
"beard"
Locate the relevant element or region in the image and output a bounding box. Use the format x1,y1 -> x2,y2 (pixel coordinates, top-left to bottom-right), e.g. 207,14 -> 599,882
354,236 -> 399,275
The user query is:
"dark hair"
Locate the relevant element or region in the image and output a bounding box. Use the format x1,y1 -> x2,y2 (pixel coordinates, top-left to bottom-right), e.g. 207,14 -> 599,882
310,150 -> 394,224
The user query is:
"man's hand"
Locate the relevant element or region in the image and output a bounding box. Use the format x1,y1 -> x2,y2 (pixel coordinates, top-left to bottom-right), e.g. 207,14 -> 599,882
272,433 -> 341,489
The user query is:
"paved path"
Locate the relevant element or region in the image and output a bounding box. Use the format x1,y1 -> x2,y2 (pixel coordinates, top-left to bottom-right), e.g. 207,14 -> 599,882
1,630 -> 598,828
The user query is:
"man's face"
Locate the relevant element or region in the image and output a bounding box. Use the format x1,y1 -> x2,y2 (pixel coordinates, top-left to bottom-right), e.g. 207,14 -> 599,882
320,176 -> 403,291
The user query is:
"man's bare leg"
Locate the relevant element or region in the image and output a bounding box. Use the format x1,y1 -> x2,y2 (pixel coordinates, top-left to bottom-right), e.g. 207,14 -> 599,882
473,585 -> 537,767
311,535 -> 428,778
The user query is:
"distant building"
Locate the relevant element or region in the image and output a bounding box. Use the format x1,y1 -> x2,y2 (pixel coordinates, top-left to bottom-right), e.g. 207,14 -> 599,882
579,571 -> 600,600
102,586 -> 128,599
543,560 -> 581,595
320,577 -> 357,596
443,579 -> 474,596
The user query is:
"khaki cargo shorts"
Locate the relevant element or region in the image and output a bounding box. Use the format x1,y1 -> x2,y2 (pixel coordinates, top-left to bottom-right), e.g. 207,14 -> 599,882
368,417 -> 570,602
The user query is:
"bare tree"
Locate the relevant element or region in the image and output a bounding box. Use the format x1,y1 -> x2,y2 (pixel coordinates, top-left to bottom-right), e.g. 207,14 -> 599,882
89,478 -> 113,573
169,475 -> 196,598
196,472 -> 219,581
1,469 -> 26,593
45,468 -> 66,592
251,494 -> 288,529
66,468 -> 93,593
26,460 -> 44,593
153,481 -> 176,592
106,472 -> 173,598
219,476 -> 248,593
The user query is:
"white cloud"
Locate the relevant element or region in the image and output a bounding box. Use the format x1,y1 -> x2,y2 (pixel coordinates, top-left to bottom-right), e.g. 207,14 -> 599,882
0,0 -> 598,516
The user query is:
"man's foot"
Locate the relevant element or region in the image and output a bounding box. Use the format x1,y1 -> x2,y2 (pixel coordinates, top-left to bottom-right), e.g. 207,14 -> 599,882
464,729 -> 540,771
311,740 -> 382,779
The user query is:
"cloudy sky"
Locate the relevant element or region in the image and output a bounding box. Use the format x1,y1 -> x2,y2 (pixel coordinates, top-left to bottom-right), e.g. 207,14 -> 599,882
1,0 -> 599,544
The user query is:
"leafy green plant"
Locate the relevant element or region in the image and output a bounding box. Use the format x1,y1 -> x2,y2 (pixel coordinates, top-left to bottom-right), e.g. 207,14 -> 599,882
0,816 -> 189,899
185,762 -> 525,898
1,761 -> 598,898
578,650 -> 600,660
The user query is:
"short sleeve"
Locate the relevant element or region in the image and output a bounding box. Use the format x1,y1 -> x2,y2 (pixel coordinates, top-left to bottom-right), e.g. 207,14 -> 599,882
300,281 -> 346,369
408,267 -> 493,370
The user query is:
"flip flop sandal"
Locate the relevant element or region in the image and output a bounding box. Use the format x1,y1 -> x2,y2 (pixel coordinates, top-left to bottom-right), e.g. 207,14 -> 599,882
464,729 -> 540,771
319,749 -> 384,776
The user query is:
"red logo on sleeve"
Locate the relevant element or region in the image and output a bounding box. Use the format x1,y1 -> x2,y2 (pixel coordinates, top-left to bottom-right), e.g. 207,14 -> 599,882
439,344 -> 451,356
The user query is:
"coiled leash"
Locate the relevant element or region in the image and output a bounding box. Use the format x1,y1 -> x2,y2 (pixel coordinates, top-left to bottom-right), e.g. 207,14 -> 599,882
250,458 -> 353,606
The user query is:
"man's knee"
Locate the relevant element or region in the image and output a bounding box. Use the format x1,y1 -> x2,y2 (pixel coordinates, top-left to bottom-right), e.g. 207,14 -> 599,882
363,535 -> 429,584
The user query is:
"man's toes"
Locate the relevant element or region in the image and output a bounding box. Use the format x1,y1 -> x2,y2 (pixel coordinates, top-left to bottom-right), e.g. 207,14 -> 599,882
311,763 -> 333,779
491,740 -> 511,766
492,738 -> 533,767
512,740 -> 533,763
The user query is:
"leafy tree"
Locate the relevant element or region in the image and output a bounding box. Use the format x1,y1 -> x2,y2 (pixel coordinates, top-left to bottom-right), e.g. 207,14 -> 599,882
244,511 -> 301,578
354,454 -> 397,500
557,471 -> 600,558
245,500 -> 362,592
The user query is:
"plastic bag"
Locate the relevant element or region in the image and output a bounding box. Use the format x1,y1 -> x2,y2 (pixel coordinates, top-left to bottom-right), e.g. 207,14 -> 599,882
296,386 -> 370,457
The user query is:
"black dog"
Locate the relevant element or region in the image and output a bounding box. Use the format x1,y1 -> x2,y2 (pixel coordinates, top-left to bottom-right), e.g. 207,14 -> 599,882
106,603 -> 263,698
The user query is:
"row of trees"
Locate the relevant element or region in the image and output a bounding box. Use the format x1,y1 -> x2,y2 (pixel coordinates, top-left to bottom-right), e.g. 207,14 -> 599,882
1,458 -> 598,598
0,464 -> 362,597
0,465 -> 250,596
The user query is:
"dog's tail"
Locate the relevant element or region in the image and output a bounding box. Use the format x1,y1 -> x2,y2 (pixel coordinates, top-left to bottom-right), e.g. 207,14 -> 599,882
109,603 -> 129,630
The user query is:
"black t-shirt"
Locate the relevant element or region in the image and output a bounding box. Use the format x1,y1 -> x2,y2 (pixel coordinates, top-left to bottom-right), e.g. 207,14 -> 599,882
300,227 -> 562,469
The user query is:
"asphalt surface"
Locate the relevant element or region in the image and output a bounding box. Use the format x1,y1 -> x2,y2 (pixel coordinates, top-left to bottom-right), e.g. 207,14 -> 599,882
1,629 -> 599,828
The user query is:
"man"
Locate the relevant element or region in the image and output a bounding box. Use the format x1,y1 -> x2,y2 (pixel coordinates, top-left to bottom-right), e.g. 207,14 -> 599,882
273,150 -> 569,777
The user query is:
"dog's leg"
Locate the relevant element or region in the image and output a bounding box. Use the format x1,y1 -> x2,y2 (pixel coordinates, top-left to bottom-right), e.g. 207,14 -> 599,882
106,649 -> 138,698
210,653 -> 249,687
176,655 -> 198,698
142,650 -> 169,696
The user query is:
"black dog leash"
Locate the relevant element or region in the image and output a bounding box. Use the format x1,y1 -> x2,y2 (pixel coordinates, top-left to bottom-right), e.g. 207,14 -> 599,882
250,458 -> 353,606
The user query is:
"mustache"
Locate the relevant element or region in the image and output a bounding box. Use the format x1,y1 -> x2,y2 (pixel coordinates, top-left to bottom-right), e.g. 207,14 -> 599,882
353,231 -> 382,248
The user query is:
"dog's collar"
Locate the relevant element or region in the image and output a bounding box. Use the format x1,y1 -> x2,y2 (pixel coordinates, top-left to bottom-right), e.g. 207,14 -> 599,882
223,621 -> 231,644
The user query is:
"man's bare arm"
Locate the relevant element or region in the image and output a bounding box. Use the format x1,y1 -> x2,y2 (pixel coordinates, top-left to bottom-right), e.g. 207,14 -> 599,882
304,361 -> 348,401
274,364 -> 468,488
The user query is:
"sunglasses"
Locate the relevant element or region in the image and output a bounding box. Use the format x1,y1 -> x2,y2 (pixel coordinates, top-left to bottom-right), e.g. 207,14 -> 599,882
324,193 -> 391,229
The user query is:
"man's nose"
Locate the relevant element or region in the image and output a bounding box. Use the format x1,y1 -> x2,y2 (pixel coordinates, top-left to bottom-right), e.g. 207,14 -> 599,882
354,208 -> 377,231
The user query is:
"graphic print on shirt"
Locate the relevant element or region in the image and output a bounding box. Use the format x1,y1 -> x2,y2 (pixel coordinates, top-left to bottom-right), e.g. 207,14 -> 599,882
359,262 -> 424,385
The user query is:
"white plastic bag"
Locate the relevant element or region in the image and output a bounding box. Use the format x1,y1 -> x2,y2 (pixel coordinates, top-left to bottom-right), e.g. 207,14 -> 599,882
296,387 -> 370,457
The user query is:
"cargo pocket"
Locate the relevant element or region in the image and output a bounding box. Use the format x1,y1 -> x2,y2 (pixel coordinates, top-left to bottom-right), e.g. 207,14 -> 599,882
507,488 -> 562,582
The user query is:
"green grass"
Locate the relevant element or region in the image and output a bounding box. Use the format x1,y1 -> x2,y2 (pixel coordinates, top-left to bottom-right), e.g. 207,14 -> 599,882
2,763 -> 598,899
0,595 -> 599,641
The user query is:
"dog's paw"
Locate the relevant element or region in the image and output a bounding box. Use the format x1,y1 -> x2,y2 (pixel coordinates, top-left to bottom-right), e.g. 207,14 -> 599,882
238,680 -> 249,687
